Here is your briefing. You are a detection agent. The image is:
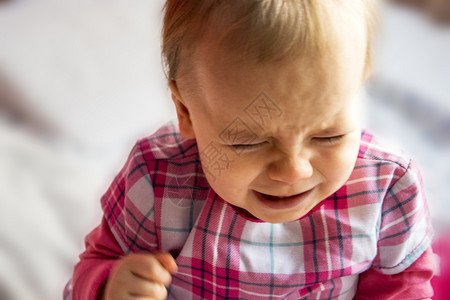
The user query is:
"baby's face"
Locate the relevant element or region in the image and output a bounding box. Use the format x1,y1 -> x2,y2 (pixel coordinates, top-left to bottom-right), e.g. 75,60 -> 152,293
172,27 -> 366,224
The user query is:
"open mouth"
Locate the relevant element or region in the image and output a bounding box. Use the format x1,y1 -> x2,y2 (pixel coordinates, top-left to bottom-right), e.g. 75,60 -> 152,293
254,189 -> 313,210
258,192 -> 300,200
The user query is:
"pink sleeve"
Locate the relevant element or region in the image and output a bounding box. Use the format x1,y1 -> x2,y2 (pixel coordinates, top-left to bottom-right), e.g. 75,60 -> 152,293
355,246 -> 436,300
71,217 -> 125,300
431,233 -> 450,300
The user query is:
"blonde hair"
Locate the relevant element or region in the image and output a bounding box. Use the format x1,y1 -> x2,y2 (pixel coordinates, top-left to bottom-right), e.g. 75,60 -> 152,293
161,0 -> 377,82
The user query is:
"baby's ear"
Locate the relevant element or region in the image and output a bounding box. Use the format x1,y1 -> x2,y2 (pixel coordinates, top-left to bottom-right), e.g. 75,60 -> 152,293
169,80 -> 196,139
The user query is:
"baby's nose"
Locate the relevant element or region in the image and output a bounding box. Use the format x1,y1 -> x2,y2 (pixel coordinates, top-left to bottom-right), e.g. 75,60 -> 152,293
267,154 -> 313,184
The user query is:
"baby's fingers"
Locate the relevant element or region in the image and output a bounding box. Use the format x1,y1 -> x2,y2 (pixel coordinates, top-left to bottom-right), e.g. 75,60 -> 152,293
154,252 -> 178,274
127,253 -> 175,286
104,253 -> 178,300
127,275 -> 168,300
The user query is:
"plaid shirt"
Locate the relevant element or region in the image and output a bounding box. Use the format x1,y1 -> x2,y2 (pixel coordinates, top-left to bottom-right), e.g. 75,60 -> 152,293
70,122 -> 433,300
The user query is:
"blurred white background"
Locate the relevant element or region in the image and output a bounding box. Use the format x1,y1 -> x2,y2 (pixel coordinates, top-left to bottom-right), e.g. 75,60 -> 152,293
0,0 -> 449,299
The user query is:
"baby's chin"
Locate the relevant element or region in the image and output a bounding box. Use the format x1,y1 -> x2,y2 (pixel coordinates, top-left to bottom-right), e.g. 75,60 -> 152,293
230,205 -> 260,221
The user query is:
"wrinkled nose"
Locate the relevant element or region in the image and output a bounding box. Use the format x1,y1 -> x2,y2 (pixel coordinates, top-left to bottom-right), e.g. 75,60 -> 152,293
267,154 -> 313,184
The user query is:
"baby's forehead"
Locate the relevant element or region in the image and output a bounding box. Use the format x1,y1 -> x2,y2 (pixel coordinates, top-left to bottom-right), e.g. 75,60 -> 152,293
188,41 -> 364,102
188,59 -> 361,125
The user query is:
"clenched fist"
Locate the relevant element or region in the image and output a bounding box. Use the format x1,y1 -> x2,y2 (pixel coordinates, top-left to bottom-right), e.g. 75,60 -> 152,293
102,252 -> 178,300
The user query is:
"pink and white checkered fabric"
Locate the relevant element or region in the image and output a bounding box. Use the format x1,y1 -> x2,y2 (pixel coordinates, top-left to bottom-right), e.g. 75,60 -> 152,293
99,122 -> 432,299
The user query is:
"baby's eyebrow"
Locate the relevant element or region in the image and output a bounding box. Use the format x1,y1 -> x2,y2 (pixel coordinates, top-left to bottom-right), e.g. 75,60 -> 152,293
315,127 -> 342,135
313,122 -> 355,136
219,122 -> 260,144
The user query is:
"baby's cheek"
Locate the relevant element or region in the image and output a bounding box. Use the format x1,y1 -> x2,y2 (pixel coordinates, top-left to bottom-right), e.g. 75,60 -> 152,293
333,151 -> 358,185
316,147 -> 355,182
223,166 -> 252,188
221,161 -> 259,193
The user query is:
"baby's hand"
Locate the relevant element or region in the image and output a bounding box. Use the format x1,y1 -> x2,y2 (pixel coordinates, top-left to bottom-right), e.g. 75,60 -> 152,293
103,252 -> 178,300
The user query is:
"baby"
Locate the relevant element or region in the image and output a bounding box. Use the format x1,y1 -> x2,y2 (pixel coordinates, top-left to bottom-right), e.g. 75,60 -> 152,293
66,1 -> 436,299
